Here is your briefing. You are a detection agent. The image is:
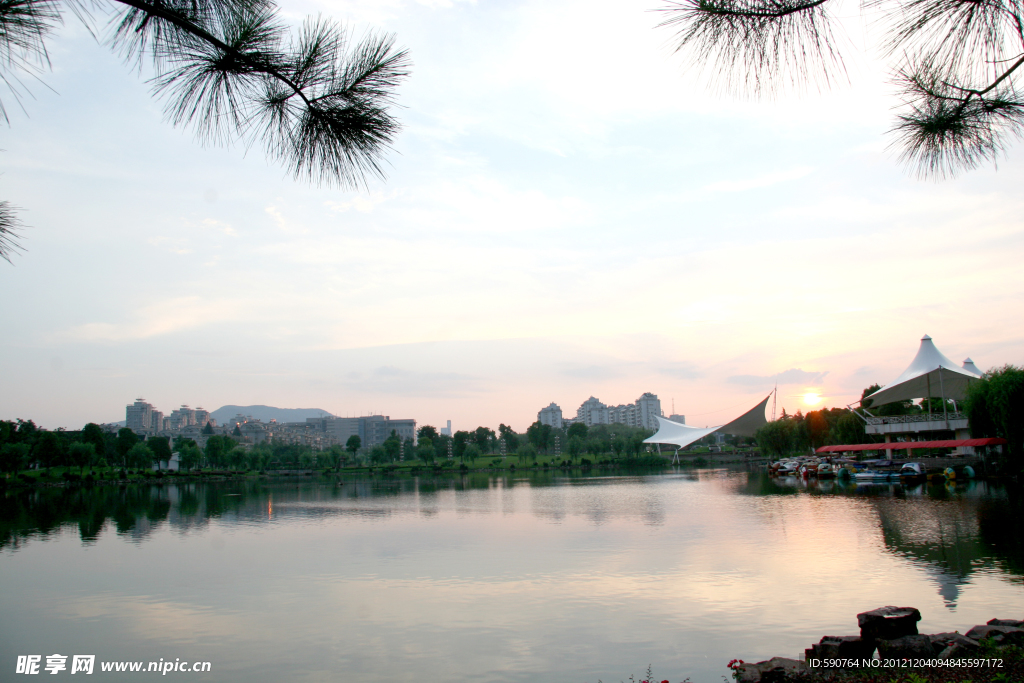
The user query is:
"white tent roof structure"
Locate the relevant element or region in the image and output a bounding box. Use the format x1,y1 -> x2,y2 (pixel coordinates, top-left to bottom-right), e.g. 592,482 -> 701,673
962,358 -> 983,377
863,335 -> 980,407
644,394 -> 771,449
643,417 -> 719,450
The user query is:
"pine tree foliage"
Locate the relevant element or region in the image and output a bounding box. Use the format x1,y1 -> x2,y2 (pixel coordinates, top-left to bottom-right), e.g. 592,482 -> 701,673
658,0 -> 1024,178
0,0 -> 410,261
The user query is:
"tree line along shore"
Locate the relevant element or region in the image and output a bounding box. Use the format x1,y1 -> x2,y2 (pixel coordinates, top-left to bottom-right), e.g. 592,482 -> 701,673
3,365 -> 1020,486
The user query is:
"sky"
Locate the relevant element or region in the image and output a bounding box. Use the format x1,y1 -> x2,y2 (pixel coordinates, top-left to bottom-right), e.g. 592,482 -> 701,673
2,0 -> 1023,432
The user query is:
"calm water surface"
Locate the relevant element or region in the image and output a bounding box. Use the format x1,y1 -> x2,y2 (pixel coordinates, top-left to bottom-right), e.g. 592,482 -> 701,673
2,469 -> 1023,682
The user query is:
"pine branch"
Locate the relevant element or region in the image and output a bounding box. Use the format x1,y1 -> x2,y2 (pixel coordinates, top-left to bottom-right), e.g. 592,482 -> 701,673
656,0 -> 847,95
891,58 -> 1024,177
0,0 -> 60,122
0,199 -> 24,262
109,0 -> 410,187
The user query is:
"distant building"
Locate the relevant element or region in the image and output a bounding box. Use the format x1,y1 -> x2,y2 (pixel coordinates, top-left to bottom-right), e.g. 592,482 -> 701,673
538,402 -> 563,429
573,393 -> 663,430
576,397 -> 610,426
306,415 -> 417,449
668,414 -> 686,425
126,398 -> 155,433
194,407 -> 213,428
635,393 -> 662,431
440,420 -> 452,436
169,405 -> 196,430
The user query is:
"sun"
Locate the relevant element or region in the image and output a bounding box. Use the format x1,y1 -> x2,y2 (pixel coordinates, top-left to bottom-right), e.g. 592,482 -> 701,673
802,392 -> 822,406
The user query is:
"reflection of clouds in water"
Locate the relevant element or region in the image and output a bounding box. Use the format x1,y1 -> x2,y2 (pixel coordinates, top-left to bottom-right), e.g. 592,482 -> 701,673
6,472 -> 1024,683
58,593 -> 261,644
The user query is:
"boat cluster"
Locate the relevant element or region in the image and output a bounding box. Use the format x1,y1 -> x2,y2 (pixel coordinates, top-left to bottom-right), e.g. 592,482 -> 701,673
767,458 -> 975,483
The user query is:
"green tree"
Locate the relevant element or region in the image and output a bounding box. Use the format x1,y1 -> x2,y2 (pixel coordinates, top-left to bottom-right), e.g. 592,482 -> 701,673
473,426 -> 496,453
517,443 -> 538,464
525,421 -> 553,453
369,445 -> 387,464
327,444 -> 346,469
178,443 -> 202,472
434,433 -> 453,461
755,419 -> 796,459
345,434 -> 361,457
0,0 -> 411,261
965,365 -> 1024,463
567,435 -> 584,461
205,435 -> 228,468
383,430 -> 401,461
417,437 -> 434,464
116,428 -> 139,465
202,422 -> 215,435
149,437 -> 173,469
498,423 -> 519,451
81,423 -> 106,456
832,411 -> 869,446
567,422 -> 588,441
658,0 -> 1024,178
463,443 -> 481,464
417,425 -> 439,442
36,431 -> 64,472
0,443 -> 30,473
67,442 -> 96,473
453,430 -> 472,459
125,442 -> 154,470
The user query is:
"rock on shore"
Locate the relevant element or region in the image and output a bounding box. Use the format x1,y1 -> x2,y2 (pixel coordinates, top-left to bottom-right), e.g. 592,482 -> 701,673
733,609 -> 1024,683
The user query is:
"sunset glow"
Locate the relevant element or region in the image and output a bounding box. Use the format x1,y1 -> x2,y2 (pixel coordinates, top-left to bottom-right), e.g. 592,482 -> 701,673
802,393 -> 822,407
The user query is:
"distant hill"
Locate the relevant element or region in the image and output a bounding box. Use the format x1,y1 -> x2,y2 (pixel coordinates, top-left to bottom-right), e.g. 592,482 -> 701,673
210,405 -> 335,425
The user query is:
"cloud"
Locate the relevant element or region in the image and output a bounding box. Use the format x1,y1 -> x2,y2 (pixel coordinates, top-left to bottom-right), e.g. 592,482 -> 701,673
61,297 -> 241,342
325,191 -> 391,214
701,167 -> 815,194
728,368 -> 829,387
657,362 -> 704,380
341,365 -> 485,398
265,204 -> 309,234
558,364 -> 623,381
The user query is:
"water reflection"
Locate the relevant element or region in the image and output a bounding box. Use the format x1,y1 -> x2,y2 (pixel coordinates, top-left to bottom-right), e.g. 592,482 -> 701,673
2,470 -> 1023,683
736,472 -> 1024,608
1,472 -> 666,550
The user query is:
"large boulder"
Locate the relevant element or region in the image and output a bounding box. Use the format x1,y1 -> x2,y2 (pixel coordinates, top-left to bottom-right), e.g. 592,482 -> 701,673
733,657 -> 807,683
964,624 -> 1024,647
857,606 -> 922,641
877,635 -> 934,660
809,635 -> 875,660
987,619 -> 1024,628
929,632 -> 981,659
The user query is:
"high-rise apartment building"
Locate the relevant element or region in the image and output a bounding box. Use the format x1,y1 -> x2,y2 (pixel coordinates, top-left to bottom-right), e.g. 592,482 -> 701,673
538,402 -> 563,429
571,393 -> 663,429
576,397 -> 610,426
126,398 -> 154,433
169,405 -> 197,430
194,407 -> 213,428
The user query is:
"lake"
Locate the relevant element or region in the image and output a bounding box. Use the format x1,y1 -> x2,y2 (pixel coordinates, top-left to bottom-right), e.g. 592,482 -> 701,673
2,469 -> 1023,682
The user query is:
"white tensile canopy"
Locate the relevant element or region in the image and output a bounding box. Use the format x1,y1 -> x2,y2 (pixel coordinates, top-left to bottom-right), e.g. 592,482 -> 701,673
962,358 -> 983,377
863,335 -> 979,407
644,394 -> 771,449
643,417 -> 719,450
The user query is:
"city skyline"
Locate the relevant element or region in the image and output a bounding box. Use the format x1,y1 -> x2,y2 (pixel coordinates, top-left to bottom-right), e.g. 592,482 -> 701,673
1,0 -> 1021,432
